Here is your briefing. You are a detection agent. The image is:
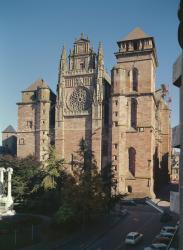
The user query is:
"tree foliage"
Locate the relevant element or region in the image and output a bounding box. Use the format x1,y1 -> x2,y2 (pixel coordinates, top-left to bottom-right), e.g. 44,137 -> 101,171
0,142 -> 117,223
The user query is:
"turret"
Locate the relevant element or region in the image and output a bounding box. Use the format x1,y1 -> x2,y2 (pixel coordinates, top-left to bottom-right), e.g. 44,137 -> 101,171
58,46 -> 67,84
97,42 -> 104,69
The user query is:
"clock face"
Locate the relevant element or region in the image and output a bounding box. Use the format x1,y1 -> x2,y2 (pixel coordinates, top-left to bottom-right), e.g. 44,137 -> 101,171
69,87 -> 91,112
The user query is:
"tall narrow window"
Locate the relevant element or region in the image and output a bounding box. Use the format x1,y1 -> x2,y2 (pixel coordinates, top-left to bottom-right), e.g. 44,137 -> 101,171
131,98 -> 137,129
132,68 -> 138,91
128,147 -> 136,176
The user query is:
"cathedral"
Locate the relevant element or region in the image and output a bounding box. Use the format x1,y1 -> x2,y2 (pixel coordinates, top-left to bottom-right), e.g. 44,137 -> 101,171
2,28 -> 171,197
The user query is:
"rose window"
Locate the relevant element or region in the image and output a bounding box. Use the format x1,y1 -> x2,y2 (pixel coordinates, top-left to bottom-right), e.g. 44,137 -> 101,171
69,87 -> 91,112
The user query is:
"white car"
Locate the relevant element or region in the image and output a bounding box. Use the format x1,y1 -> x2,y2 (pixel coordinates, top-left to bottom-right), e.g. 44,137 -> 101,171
155,231 -> 174,240
160,225 -> 177,234
144,243 -> 168,250
125,232 -> 143,245
159,231 -> 174,238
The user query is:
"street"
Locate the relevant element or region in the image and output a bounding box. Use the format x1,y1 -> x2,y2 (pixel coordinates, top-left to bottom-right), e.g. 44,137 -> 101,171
86,204 -> 163,250
56,203 -> 177,250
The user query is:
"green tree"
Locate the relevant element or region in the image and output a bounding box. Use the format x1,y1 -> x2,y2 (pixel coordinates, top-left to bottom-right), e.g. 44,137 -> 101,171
39,146 -> 64,191
0,155 -> 41,201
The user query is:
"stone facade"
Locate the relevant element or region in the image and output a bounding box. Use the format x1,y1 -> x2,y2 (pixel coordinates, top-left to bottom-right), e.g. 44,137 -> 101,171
14,29 -> 171,197
17,79 -> 56,161
55,35 -> 111,170
110,28 -> 171,197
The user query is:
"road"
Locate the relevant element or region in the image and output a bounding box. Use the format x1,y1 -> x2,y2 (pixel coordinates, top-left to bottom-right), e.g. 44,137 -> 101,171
86,205 -> 165,250
57,204 -> 177,250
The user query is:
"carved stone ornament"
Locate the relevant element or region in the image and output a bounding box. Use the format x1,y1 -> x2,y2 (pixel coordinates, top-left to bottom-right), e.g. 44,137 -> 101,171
68,86 -> 91,112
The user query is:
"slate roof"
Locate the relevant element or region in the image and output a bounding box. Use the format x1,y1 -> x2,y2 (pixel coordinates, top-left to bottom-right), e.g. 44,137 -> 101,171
2,125 -> 16,133
24,79 -> 49,92
119,27 -> 151,42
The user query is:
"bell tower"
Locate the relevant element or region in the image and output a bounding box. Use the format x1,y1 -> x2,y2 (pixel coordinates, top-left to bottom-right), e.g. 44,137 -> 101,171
111,27 -> 159,196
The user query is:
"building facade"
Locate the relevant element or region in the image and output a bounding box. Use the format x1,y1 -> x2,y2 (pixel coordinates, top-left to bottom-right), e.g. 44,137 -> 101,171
110,28 -> 171,197
2,125 -> 17,155
55,34 -> 111,170
16,79 -> 56,161
5,28 -> 171,197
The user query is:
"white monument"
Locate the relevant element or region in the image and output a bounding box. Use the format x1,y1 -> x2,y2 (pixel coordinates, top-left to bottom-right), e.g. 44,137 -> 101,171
0,167 -> 15,216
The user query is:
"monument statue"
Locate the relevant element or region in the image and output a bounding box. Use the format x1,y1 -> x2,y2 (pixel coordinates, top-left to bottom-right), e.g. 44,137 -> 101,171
0,167 -> 15,216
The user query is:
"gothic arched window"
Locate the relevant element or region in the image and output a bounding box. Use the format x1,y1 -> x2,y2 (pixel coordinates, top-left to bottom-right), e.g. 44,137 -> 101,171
128,147 -> 136,176
131,98 -> 137,129
132,68 -> 138,91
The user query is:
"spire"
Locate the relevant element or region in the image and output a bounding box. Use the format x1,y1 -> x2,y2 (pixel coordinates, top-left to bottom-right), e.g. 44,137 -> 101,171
61,46 -> 66,62
60,46 -> 67,72
98,42 -> 104,68
58,46 -> 67,84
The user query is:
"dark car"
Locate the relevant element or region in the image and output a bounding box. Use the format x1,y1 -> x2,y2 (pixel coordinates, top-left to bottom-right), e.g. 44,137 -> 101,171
153,236 -> 170,245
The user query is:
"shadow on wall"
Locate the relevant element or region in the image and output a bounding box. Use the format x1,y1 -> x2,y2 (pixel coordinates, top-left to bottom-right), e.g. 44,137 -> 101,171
153,147 -> 170,199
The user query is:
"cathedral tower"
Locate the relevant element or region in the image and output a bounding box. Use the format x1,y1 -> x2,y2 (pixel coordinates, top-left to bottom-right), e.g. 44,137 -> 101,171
17,79 -> 56,161
111,28 -> 170,197
55,34 -> 111,169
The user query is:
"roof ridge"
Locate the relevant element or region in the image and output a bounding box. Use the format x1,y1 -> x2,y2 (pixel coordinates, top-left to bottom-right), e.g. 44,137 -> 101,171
119,27 -> 151,42
23,79 -> 49,92
2,125 -> 16,133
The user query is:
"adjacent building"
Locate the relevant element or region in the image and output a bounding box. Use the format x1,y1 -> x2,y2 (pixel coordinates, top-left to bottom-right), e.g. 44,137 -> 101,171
2,125 -> 17,155
16,79 -> 56,161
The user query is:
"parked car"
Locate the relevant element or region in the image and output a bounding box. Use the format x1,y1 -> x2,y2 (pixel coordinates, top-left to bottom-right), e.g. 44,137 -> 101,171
144,243 -> 168,250
155,232 -> 174,239
125,232 -> 143,245
153,236 -> 170,245
160,226 -> 177,234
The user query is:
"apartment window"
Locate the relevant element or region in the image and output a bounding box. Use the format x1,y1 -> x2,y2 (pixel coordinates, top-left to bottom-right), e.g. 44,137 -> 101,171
131,98 -> 137,129
132,68 -> 138,91
114,144 -> 118,149
112,165 -> 117,171
113,155 -> 117,160
115,100 -> 118,106
133,41 -> 139,51
27,121 -> 33,129
128,147 -> 136,176
19,138 -> 25,145
113,121 -> 118,127
80,62 -> 85,70
114,112 -> 118,117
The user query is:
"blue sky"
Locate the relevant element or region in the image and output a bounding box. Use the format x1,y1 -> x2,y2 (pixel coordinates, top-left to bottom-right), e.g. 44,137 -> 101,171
0,0 -> 181,144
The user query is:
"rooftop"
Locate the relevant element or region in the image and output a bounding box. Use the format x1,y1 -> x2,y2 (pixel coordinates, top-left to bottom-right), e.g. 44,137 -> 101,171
2,125 -> 16,133
23,79 -> 49,92
119,27 -> 151,42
